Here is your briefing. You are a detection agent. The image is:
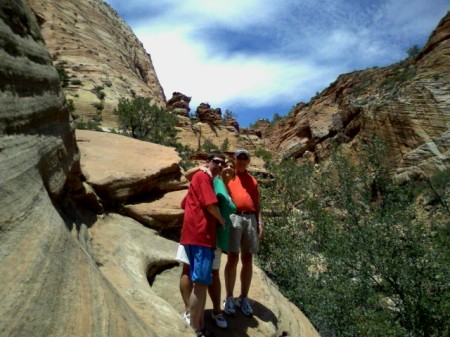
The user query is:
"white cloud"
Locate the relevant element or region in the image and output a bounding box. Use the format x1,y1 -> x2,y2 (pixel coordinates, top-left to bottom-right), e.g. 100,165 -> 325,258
105,0 -> 448,125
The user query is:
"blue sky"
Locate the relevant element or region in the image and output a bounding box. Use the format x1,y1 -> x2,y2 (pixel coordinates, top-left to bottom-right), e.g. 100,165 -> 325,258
104,0 -> 448,127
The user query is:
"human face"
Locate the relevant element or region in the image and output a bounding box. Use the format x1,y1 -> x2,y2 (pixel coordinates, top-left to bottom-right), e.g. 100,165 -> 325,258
209,157 -> 225,176
221,161 -> 235,182
235,154 -> 249,172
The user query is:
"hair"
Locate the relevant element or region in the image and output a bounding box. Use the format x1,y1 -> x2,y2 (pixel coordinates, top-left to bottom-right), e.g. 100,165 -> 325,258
226,159 -> 235,168
207,151 -> 225,161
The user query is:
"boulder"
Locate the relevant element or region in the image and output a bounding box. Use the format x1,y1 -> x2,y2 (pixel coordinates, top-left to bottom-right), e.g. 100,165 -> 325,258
76,130 -> 184,203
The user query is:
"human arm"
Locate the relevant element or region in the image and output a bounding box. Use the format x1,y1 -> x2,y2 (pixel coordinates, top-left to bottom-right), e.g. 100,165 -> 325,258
184,166 -> 201,182
206,204 -> 225,228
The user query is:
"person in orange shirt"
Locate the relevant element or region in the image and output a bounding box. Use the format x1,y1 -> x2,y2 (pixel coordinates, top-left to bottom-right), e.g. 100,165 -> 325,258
223,148 -> 263,317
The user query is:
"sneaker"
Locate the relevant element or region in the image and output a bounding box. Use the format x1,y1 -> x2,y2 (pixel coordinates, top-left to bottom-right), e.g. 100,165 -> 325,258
236,296 -> 253,316
223,296 -> 236,315
182,311 -> 190,325
211,312 -> 228,329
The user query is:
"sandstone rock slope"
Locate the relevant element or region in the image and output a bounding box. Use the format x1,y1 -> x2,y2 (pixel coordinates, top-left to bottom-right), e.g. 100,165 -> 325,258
263,12 -> 450,182
28,0 -> 166,127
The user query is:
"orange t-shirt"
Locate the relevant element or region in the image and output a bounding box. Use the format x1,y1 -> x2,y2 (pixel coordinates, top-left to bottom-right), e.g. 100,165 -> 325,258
228,171 -> 259,212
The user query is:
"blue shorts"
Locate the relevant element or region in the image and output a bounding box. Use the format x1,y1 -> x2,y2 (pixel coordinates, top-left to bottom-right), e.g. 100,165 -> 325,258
184,245 -> 214,285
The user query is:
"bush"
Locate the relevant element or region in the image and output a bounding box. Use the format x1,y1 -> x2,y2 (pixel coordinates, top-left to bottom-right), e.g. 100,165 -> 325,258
220,138 -> 230,152
223,109 -> 236,120
258,143 -> 449,337
202,138 -> 218,152
74,117 -> 102,131
55,64 -> 69,87
113,96 -> 178,146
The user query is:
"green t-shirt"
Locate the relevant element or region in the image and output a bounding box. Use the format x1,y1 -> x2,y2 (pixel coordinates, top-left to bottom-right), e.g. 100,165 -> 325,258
214,176 -> 236,252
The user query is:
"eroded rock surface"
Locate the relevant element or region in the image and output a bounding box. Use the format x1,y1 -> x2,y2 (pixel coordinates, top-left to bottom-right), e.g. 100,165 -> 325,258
0,2 -> 157,336
264,12 -> 450,182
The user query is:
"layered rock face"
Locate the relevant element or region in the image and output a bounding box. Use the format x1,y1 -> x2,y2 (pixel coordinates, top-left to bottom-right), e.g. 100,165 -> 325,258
28,0 -> 166,127
264,13 -> 450,182
0,1 -> 159,336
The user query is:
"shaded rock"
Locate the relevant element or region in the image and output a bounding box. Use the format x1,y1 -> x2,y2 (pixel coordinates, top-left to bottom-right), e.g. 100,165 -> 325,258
76,130 -> 183,203
122,190 -> 187,229
90,213 -> 194,337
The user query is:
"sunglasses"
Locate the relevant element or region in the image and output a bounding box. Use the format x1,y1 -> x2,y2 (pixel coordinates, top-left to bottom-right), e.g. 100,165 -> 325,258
212,159 -> 225,166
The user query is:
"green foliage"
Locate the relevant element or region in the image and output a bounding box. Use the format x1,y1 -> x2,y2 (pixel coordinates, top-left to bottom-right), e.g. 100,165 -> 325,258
258,143 -> 449,337
175,143 -> 196,170
407,45 -> 421,58
55,64 -> 69,87
272,113 -> 282,123
254,147 -> 272,163
223,109 -> 236,120
66,98 -> 76,113
70,79 -> 82,85
219,137 -> 230,152
92,101 -> 104,113
380,63 -> 416,93
91,85 -> 106,100
74,117 -> 102,131
201,138 -> 218,152
113,96 -> 178,146
103,80 -> 113,87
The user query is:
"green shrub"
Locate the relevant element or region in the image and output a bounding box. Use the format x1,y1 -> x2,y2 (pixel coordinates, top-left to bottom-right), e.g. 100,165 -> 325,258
219,138 -> 230,152
258,143 -> 449,337
55,64 -> 69,87
223,109 -> 236,120
113,96 -> 178,146
202,138 -> 218,152
74,117 -> 102,131
66,98 -> 76,112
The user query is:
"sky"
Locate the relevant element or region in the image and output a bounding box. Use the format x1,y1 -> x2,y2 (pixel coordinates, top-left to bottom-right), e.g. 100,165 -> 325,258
103,0 -> 448,127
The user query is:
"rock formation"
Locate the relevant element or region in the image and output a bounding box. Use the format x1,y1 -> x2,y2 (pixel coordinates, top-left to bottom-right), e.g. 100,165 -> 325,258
0,1 -> 158,336
167,91 -> 192,117
28,0 -> 166,127
263,12 -> 450,182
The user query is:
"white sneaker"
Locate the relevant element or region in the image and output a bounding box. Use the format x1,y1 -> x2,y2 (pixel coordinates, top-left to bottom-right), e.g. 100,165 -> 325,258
223,296 -> 236,315
236,296 -> 253,316
182,311 -> 190,325
211,312 -> 228,328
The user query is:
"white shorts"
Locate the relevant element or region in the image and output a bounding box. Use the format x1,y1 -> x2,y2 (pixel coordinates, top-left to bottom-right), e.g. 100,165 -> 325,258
176,244 -> 222,270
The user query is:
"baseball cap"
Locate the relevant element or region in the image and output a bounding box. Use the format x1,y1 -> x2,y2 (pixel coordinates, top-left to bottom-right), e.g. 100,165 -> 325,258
234,148 -> 250,159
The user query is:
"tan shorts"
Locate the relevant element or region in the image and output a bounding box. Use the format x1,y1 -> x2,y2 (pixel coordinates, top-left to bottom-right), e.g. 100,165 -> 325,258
228,213 -> 259,254
176,244 -> 222,270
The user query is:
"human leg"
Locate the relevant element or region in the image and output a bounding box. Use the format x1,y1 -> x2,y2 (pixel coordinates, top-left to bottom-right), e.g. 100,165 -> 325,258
208,250 -> 222,315
185,245 -> 214,332
240,252 -> 253,298
190,282 -> 208,332
176,244 -> 192,323
236,215 -> 258,316
180,263 -> 192,314
223,252 -> 239,315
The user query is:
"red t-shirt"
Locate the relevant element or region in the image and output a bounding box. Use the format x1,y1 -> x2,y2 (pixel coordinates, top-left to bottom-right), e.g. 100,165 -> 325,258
228,170 -> 259,212
180,171 -> 218,248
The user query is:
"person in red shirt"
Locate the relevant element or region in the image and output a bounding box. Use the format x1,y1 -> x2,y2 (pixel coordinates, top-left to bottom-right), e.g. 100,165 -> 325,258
179,151 -> 226,337
223,148 -> 263,317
